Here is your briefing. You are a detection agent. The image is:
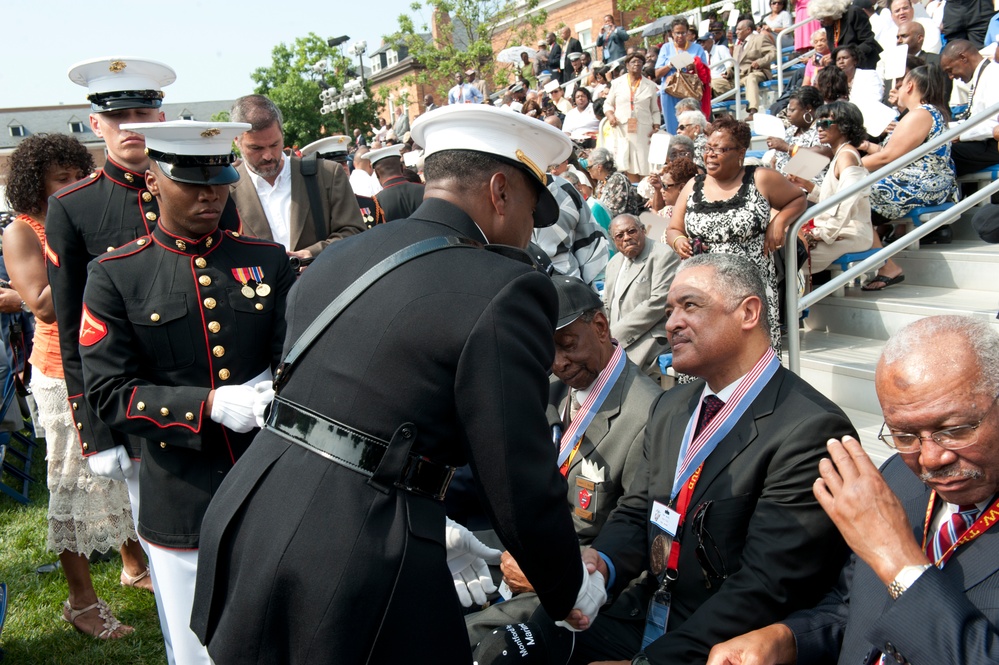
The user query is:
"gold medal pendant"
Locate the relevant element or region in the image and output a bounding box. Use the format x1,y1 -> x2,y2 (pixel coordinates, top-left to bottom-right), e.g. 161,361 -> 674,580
241,285 -> 256,299
255,283 -> 271,297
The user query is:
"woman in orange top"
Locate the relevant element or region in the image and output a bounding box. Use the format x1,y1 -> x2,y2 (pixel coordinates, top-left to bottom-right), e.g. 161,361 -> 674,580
3,134 -> 151,639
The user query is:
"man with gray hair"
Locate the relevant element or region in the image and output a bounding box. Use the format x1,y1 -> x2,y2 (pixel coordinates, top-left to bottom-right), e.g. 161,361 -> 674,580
709,315 -> 999,665
565,252 -> 855,663
229,94 -> 364,259
603,213 -> 679,376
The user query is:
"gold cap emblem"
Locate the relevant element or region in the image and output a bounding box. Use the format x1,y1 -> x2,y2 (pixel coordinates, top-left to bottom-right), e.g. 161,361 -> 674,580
201,128 -> 221,138
109,60 -> 127,73
515,149 -> 544,184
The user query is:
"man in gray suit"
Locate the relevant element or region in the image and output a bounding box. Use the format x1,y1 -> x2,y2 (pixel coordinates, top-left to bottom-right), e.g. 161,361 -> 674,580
708,315 -> 999,665
603,214 -> 679,378
465,274 -> 661,646
229,95 -> 365,259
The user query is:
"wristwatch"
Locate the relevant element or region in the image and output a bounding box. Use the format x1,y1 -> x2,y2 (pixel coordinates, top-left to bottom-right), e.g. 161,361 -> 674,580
887,564 -> 931,600
632,654 -> 651,665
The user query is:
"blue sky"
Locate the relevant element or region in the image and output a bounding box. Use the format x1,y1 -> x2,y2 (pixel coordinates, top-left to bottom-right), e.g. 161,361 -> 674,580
6,0 -> 419,108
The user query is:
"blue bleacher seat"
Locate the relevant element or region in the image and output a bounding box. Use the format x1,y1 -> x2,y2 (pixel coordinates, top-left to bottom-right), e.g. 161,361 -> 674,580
900,202 -> 955,227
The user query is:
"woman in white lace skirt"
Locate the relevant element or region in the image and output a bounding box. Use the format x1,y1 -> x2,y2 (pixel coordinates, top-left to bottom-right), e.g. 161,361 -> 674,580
2,134 -> 151,639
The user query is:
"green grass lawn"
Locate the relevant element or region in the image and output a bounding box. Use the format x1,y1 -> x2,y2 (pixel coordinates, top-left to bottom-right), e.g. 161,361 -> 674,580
1,431 -> 167,664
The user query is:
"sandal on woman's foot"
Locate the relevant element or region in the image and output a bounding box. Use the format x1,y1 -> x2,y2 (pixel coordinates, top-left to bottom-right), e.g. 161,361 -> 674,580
120,567 -> 154,593
62,599 -> 134,639
861,273 -> 904,291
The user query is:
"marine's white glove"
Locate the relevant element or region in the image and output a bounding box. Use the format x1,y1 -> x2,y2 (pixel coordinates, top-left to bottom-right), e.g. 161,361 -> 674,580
251,380 -> 275,429
210,384 -> 257,433
556,559 -> 608,632
88,445 -> 133,482
445,517 -> 502,607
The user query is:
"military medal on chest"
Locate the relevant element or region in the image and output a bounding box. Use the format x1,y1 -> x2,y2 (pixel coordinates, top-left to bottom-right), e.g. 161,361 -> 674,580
231,266 -> 270,298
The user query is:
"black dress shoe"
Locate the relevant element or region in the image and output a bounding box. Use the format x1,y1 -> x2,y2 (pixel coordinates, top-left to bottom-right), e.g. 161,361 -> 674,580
922,226 -> 953,244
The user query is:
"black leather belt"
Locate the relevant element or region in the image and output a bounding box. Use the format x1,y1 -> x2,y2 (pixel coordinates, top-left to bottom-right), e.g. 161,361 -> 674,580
265,396 -> 455,501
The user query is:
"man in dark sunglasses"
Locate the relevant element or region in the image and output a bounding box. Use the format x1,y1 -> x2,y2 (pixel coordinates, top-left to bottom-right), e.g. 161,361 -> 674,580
562,253 -> 855,664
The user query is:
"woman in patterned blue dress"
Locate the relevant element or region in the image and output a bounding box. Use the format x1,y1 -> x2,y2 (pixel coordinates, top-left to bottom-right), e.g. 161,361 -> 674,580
858,65 -> 957,290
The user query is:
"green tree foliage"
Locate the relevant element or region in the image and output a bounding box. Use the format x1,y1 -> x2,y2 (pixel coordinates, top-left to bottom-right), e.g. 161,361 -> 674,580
385,0 -> 548,99
251,33 -> 380,148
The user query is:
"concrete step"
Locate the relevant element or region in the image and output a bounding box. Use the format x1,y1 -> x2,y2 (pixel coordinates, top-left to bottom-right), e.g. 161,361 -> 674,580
893,241 -> 999,292
789,330 -> 882,413
804,284 -> 999,341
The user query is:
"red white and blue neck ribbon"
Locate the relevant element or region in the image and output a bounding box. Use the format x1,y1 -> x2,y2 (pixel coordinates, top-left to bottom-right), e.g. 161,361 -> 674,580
556,343 -> 626,469
670,347 -> 780,501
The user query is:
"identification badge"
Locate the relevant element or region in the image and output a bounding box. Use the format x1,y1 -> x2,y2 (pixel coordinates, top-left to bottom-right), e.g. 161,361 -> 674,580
650,500 -> 680,536
627,117 -> 638,133
642,591 -> 670,649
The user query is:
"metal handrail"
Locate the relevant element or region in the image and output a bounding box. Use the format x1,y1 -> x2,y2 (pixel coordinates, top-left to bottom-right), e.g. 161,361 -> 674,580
785,99 -> 999,374
776,18 -> 819,95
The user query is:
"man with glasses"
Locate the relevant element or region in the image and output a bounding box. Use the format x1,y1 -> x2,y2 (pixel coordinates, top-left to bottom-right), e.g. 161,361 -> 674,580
708,315 -> 999,665
563,253 -> 855,664
602,214 -> 678,377
731,19 -> 776,117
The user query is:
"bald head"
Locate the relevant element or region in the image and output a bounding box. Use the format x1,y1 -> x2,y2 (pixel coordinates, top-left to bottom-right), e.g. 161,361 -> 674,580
896,21 -> 924,50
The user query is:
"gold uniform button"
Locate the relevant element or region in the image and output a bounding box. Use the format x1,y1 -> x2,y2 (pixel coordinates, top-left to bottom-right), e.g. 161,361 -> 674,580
185,412 -> 194,421
142,191 -> 152,202
72,402 -> 78,410
160,442 -> 167,449
77,422 -> 83,430
146,211 -> 157,221
195,257 -> 208,268
160,407 -> 170,417
137,402 -> 146,411
255,303 -> 264,311
199,275 -> 212,286
218,368 -> 230,380
150,312 -> 161,322
204,297 -> 217,309
82,442 -> 89,451
208,321 -> 221,333
89,172 -> 98,179
230,232 -> 240,237
212,345 -> 225,358
137,238 -> 148,246
106,246 -> 115,252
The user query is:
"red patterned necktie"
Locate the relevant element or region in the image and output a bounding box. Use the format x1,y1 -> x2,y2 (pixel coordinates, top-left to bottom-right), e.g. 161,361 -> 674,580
928,503 -> 979,564
694,395 -> 725,438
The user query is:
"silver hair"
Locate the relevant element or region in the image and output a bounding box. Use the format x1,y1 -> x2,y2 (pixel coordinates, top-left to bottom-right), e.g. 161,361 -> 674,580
562,170 -> 580,186
677,253 -> 769,331
587,147 -> 616,171
678,110 -> 708,130
670,134 -> 696,150
674,97 -> 701,115
809,0 -> 852,20
880,316 -> 999,395
230,94 -> 284,133
610,213 -> 642,230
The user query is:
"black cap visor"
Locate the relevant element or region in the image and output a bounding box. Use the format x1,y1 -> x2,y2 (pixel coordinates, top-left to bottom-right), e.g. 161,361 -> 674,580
89,89 -> 164,113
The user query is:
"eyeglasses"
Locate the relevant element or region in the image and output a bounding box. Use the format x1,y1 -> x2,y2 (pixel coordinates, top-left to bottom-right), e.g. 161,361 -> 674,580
815,119 -> 837,129
703,145 -> 740,155
677,124 -> 688,131
878,393 -> 999,453
612,227 -> 641,241
672,32 -> 687,39
691,501 -> 727,588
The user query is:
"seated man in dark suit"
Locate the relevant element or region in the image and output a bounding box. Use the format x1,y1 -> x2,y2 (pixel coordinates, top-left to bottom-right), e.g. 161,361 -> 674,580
564,252 -> 855,664
708,315 -> 999,665
465,275 -> 662,647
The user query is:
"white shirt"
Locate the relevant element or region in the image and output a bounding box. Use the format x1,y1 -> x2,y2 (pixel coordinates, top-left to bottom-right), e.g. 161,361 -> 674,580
708,44 -> 734,78
958,59 -> 999,142
563,105 -> 600,140
349,168 -> 381,197
246,156 -> 292,250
